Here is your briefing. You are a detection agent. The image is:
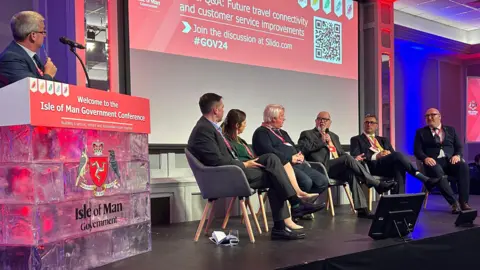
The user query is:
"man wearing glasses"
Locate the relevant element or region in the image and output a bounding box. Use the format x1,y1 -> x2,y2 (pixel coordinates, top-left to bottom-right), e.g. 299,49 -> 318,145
350,114 -> 444,195
298,111 -> 396,218
0,11 -> 57,88
414,108 -> 472,213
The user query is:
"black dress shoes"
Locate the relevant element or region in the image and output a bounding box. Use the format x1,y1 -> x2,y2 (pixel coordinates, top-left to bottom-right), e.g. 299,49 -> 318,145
271,227 -> 306,240
357,208 -> 375,219
451,203 -> 461,214
291,202 -> 326,219
375,181 -> 396,194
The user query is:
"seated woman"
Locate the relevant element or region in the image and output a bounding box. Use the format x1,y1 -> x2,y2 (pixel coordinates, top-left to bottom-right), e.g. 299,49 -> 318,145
252,104 -> 329,197
222,109 -> 318,229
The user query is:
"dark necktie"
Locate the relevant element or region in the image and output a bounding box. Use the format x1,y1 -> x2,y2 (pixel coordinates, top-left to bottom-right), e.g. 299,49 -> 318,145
433,128 -> 441,145
33,54 -> 44,71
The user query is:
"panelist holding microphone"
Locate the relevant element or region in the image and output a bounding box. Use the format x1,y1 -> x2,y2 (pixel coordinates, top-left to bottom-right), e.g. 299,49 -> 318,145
0,11 -> 57,88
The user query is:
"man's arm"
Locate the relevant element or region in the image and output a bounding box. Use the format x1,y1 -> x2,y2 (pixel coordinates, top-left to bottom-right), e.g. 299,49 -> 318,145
190,126 -> 244,168
297,131 -> 324,155
0,56 -> 40,83
253,128 -> 291,164
452,127 -> 463,157
413,129 -> 428,161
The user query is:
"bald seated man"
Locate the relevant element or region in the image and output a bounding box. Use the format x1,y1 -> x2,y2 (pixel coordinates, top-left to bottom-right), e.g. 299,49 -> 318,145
414,108 -> 472,214
297,111 -> 396,218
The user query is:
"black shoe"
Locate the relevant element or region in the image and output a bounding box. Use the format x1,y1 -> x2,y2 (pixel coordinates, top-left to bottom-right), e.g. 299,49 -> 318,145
424,177 -> 442,191
271,227 -> 306,240
375,181 -> 396,194
451,203 -> 461,214
357,208 -> 375,219
299,213 -> 314,220
291,202 -> 326,219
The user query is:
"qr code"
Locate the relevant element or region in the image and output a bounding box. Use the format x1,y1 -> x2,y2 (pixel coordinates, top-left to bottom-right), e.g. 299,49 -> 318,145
314,17 -> 342,64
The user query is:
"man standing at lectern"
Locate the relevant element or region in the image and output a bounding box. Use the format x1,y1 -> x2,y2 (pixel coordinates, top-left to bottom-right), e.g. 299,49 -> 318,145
0,11 -> 57,88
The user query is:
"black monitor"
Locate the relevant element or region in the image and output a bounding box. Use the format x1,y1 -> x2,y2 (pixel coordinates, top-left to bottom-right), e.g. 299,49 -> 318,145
368,193 -> 426,240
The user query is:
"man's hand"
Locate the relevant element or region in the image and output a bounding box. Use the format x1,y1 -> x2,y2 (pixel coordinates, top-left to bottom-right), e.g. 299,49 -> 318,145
450,155 -> 461,165
355,153 -> 365,161
44,57 -> 57,78
243,158 -> 264,168
292,153 -> 303,164
323,133 -> 331,143
424,157 -> 436,167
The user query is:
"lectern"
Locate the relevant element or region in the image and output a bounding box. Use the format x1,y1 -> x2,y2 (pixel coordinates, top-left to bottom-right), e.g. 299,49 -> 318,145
0,78 -> 151,269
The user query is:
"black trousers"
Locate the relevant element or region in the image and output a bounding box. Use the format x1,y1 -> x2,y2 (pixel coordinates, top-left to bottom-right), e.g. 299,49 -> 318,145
293,162 -> 329,195
243,153 -> 296,222
368,152 -> 415,194
423,157 -> 470,205
327,155 -> 369,209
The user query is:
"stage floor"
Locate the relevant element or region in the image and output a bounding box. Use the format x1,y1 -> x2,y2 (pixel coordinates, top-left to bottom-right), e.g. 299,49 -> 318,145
98,195 -> 480,270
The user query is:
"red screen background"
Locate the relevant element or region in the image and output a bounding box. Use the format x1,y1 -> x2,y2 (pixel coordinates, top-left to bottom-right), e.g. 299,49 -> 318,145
129,0 -> 358,80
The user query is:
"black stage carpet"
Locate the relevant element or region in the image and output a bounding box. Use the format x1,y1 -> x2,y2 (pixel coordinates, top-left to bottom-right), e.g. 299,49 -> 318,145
98,195 -> 480,270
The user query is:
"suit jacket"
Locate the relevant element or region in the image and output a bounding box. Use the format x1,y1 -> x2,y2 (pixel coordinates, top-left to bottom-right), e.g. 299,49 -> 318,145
252,126 -> 299,165
0,41 -> 53,88
350,133 -> 395,162
187,117 -> 244,168
297,128 -> 345,165
414,125 -> 462,161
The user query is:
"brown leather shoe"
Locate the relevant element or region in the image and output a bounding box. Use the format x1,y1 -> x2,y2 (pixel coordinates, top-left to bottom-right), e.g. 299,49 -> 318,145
451,203 -> 461,214
461,203 -> 472,211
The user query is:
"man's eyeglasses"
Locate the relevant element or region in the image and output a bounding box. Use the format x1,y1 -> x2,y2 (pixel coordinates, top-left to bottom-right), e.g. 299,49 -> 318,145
316,117 -> 330,122
32,30 -> 47,35
364,121 -> 377,125
425,113 -> 439,118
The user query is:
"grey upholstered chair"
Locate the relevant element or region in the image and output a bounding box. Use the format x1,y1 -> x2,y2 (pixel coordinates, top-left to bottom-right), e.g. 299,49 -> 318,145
309,162 -> 356,217
185,149 -> 262,243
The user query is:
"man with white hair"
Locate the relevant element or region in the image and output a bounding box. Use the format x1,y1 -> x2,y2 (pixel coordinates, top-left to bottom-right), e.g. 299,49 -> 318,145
252,105 -> 329,207
0,11 -> 57,88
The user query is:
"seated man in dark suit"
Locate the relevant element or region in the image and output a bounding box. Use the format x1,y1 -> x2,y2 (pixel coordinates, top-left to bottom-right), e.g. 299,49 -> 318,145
188,93 -> 325,240
298,111 -> 396,218
414,108 -> 472,213
0,11 -> 57,88
252,104 -> 329,200
351,114 -> 443,195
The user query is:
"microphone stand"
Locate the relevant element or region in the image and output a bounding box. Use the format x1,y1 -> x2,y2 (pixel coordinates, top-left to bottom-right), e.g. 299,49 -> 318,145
68,45 -> 91,88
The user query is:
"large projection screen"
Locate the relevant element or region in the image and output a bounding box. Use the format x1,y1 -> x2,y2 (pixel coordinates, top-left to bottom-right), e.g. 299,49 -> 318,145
128,0 -> 359,144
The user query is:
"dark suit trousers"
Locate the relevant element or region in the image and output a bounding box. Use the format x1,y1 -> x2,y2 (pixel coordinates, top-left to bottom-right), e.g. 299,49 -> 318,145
424,158 -> 470,205
293,162 -> 328,194
368,152 -> 416,194
244,153 -> 296,221
328,155 -> 368,209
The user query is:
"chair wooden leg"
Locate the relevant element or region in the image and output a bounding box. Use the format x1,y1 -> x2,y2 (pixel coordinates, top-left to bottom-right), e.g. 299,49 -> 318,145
204,200 -> 216,235
424,191 -> 429,209
258,193 -> 269,232
327,187 -> 335,217
246,199 -> 262,234
240,199 -> 255,243
343,185 -> 357,214
368,188 -> 373,212
194,201 -> 211,242
222,197 -> 236,229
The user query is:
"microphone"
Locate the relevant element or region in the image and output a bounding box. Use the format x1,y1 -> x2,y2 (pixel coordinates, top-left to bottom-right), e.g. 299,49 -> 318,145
325,128 -> 329,133
60,37 -> 91,88
59,37 -> 85,49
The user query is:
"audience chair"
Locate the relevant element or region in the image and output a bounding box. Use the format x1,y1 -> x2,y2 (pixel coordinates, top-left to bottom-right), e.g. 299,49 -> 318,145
309,162 -> 356,217
185,149 -> 262,243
